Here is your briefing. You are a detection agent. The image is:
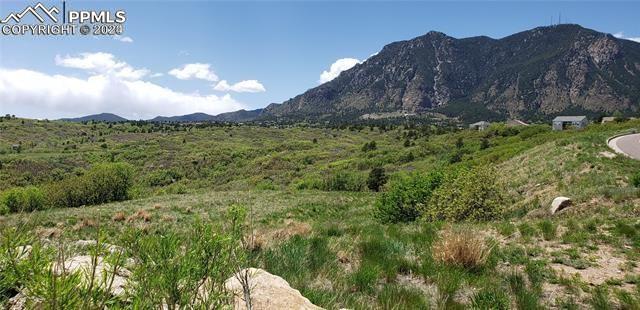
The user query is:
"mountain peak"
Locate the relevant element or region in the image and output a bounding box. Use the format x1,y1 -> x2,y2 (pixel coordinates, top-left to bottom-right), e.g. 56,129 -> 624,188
263,24 -> 640,122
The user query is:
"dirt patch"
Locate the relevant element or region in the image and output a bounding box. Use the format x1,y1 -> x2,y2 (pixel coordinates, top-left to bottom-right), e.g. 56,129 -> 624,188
550,245 -> 638,285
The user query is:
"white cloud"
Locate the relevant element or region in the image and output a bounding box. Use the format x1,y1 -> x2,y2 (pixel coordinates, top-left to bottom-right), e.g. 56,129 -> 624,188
113,35 -> 133,43
0,68 -> 246,120
319,58 -> 361,84
214,79 -> 266,93
55,52 -> 149,80
149,73 -> 164,78
168,63 -> 218,81
613,32 -> 640,43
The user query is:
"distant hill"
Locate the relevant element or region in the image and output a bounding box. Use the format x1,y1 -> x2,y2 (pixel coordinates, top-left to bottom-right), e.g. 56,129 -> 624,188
148,109 -> 263,123
262,24 -> 640,122
148,113 -> 216,123
210,109 -> 263,122
60,113 -> 127,122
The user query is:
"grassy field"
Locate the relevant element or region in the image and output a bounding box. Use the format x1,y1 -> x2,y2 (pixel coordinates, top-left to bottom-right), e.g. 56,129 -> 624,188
1,117 -> 640,308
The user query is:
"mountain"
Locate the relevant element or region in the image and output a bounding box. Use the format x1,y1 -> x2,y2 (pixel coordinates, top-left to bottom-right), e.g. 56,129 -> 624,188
60,113 -> 127,122
210,109 -> 263,122
148,109 -> 263,123
149,113 -> 216,123
263,24 -> 640,122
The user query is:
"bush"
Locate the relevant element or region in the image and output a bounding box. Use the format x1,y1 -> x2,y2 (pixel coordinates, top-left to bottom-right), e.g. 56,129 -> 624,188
374,171 -> 443,223
423,167 -> 504,222
432,228 -> 491,270
0,186 -> 45,213
367,167 -> 387,192
631,172 -> 640,188
45,162 -> 134,209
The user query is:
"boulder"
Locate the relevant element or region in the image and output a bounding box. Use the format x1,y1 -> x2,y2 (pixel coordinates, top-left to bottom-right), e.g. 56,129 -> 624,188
550,197 -> 572,214
225,268 -> 323,310
54,255 -> 129,296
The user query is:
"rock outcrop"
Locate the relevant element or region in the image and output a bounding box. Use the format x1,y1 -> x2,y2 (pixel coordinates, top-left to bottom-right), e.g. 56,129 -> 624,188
225,268 -> 323,310
263,24 -> 640,122
550,197 -> 572,214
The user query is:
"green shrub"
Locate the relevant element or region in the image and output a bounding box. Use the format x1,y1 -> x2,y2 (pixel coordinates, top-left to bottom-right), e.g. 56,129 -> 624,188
374,171 -> 443,223
0,186 -> 45,213
125,223 -> 236,308
631,172 -> 640,188
423,167 -> 504,222
45,162 -> 134,209
367,167 -> 387,192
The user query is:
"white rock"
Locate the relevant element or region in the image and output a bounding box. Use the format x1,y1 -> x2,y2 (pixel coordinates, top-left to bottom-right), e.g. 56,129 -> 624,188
225,268 -> 323,310
54,255 -> 129,296
550,197 -> 572,214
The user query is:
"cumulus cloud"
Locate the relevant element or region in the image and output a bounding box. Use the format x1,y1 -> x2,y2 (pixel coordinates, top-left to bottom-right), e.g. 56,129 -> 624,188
55,52 -> 149,80
319,58 -> 361,84
113,35 -> 133,43
0,68 -> 246,120
214,80 -> 266,93
613,32 -> 640,43
168,63 -> 218,81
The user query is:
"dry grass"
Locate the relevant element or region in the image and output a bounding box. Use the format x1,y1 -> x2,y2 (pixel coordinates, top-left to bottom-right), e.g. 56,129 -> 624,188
73,218 -> 97,231
112,211 -> 126,222
432,228 -> 491,270
127,210 -> 152,222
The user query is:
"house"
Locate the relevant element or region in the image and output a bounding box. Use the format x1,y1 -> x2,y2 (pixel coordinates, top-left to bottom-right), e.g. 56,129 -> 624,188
469,121 -> 491,131
552,116 -> 588,131
506,119 -> 530,127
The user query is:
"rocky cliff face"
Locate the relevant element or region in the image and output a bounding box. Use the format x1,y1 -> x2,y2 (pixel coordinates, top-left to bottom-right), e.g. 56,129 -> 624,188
264,25 -> 640,121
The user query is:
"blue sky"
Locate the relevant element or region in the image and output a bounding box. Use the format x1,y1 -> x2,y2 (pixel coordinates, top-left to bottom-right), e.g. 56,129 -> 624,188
1,1 -> 639,119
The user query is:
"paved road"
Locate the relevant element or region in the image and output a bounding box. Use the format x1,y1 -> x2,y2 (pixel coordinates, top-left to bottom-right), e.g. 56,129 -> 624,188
608,133 -> 640,159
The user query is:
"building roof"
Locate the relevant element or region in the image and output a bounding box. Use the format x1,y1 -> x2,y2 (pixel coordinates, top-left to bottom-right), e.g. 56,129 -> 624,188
470,121 -> 491,126
553,116 -> 587,122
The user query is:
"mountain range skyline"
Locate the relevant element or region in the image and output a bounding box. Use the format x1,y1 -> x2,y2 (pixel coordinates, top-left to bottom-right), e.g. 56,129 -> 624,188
1,1 -> 640,120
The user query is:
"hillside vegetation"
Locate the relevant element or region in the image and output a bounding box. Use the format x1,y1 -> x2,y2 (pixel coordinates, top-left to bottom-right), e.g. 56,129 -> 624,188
1,116 -> 640,308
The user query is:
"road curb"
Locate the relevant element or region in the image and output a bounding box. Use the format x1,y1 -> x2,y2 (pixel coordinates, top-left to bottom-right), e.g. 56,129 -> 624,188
607,129 -> 638,157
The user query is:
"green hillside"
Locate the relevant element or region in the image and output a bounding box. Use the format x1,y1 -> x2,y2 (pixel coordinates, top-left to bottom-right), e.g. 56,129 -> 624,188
1,116 -> 640,308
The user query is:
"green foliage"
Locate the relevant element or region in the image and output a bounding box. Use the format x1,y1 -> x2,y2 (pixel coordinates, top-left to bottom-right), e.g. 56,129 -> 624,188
589,286 -> 612,310
367,167 -> 387,192
538,220 -> 557,241
374,171 -> 443,223
378,284 -> 429,309
0,186 -> 45,213
322,171 -> 364,192
631,172 -> 640,188
262,235 -> 335,288
125,223 -> 236,308
45,163 -> 134,209
508,273 -> 540,309
351,263 -> 380,293
146,169 -> 183,187
471,288 -> 510,309
361,140 -> 377,152
423,167 -> 504,222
